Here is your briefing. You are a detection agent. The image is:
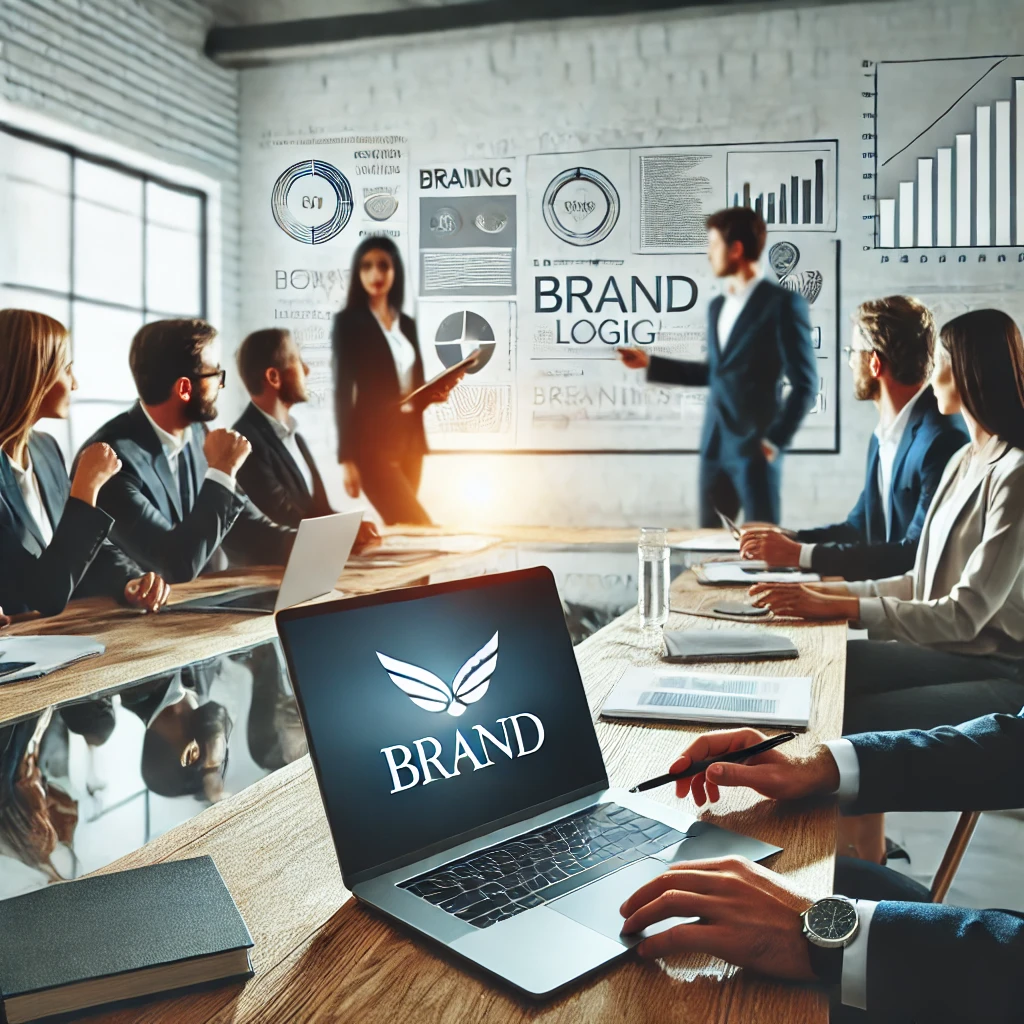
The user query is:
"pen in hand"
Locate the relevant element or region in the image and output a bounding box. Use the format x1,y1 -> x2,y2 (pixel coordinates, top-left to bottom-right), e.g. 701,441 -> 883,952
628,732 -> 798,793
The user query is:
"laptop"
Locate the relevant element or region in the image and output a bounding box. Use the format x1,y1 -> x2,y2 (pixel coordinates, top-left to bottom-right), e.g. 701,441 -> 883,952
171,510 -> 364,615
276,567 -> 781,997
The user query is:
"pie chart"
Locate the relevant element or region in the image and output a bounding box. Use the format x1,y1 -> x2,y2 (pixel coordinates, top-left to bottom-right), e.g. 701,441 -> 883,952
435,311 -> 495,373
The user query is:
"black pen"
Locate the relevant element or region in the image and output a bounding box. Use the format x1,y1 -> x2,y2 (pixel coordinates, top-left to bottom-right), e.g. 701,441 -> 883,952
628,732 -> 798,793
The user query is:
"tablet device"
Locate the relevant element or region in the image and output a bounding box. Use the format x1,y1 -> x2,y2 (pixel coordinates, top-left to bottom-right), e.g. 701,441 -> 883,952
400,348 -> 481,406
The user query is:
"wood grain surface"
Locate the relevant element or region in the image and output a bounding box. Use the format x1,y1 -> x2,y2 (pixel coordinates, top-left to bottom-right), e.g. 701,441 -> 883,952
2,530 -> 841,1023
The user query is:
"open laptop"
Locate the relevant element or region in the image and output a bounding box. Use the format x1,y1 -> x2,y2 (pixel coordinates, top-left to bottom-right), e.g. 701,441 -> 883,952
171,510 -> 364,615
276,567 -> 781,997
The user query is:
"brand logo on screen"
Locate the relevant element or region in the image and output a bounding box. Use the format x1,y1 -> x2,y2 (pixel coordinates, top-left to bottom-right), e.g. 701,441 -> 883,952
376,631 -> 546,794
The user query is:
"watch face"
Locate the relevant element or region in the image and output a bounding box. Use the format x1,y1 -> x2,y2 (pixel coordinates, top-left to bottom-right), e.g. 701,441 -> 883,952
806,898 -> 858,941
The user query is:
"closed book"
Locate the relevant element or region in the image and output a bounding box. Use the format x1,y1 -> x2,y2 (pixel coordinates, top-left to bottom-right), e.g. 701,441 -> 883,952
663,629 -> 799,663
0,856 -> 253,1024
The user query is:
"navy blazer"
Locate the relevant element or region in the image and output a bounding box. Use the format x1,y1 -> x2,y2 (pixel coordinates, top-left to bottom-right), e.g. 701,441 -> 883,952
232,402 -> 333,529
796,388 -> 968,580
646,278 -> 817,456
845,710 -> 1024,1020
332,306 -> 427,463
79,403 -> 295,584
0,432 -> 140,617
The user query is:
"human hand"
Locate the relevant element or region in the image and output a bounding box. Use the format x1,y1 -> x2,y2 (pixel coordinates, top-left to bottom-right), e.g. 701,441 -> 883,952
617,346 -> 650,370
354,520 -> 381,552
203,428 -> 251,477
423,370 -> 467,406
749,582 -> 859,621
619,855 -> 815,980
124,572 -> 171,613
70,442 -> 121,506
342,461 -> 362,499
740,528 -> 802,567
761,440 -> 779,463
668,728 -> 839,806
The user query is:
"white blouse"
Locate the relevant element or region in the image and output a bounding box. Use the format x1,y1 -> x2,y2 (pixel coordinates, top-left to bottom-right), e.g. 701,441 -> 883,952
6,449 -> 53,545
372,310 -> 418,397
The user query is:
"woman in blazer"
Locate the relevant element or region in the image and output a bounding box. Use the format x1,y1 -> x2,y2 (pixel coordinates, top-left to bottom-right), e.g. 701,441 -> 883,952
332,237 -> 463,525
0,309 -> 171,617
750,308 -> 1024,859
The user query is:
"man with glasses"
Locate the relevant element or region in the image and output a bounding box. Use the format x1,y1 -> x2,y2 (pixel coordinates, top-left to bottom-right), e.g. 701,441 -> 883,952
740,296 -> 968,581
77,319 -> 295,582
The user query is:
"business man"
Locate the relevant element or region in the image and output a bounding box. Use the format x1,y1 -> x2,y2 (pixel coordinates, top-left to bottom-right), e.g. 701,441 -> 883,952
232,327 -> 378,550
740,296 -> 968,580
619,207 -> 817,525
621,712 -> 1024,1022
79,319 -> 295,583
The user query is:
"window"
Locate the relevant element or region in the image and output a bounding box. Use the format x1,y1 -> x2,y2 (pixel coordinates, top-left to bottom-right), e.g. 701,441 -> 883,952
0,126 -> 207,457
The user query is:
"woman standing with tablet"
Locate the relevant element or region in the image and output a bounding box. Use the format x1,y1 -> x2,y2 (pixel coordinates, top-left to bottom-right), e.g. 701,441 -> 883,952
332,237 -> 465,525
0,309 -> 170,618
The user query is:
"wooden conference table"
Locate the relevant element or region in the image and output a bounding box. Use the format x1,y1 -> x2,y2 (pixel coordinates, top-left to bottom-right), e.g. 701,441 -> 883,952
0,528 -> 844,1024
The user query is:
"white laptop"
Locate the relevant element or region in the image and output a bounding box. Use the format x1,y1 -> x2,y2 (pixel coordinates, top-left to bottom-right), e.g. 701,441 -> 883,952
170,510 -> 363,615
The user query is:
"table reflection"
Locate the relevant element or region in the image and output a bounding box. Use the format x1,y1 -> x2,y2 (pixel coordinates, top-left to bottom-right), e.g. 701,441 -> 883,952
0,639 -> 303,900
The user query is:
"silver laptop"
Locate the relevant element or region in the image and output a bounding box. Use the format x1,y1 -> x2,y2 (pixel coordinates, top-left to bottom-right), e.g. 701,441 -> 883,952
172,510 -> 364,615
276,567 -> 780,997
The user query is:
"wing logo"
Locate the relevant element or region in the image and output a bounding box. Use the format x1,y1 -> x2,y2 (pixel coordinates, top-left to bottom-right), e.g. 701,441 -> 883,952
376,632 -> 498,717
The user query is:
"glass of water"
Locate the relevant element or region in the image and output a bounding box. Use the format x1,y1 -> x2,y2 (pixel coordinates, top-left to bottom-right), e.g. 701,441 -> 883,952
638,527 -> 670,631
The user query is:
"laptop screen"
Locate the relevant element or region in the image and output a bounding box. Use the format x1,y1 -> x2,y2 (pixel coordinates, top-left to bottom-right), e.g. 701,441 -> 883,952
278,568 -> 608,879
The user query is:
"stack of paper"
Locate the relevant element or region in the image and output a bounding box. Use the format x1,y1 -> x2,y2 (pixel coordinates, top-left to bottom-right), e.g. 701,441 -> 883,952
696,560 -> 821,585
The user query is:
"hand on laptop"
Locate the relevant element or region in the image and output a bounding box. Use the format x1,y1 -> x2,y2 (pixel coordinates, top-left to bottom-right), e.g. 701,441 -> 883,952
740,528 -> 801,566
749,582 -> 859,621
669,728 -> 839,806
619,855 -> 815,980
124,572 -> 171,613
204,428 -> 251,478
354,521 -> 381,552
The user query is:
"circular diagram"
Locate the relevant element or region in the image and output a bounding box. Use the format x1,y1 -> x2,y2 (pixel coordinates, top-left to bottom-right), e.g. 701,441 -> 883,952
271,160 -> 353,245
429,206 -> 463,237
541,167 -> 620,246
435,311 -> 496,373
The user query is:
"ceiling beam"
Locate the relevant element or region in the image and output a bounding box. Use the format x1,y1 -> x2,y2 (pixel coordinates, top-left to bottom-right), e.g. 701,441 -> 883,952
205,0 -> 747,64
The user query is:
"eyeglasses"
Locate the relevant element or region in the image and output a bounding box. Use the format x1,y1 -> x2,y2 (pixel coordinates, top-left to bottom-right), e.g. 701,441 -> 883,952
194,368 -> 226,388
843,346 -> 874,359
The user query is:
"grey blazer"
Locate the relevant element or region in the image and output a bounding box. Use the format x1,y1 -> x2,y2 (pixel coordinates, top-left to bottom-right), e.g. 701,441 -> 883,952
847,436 -> 1024,657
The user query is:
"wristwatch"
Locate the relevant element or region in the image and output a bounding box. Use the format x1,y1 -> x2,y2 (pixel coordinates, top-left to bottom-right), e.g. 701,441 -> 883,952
800,895 -> 860,985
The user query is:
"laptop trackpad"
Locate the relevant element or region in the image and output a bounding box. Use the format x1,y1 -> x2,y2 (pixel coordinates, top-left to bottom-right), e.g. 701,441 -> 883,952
550,857 -> 695,948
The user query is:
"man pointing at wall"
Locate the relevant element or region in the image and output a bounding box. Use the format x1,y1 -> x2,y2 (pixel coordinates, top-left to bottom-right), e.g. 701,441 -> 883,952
619,207 -> 817,526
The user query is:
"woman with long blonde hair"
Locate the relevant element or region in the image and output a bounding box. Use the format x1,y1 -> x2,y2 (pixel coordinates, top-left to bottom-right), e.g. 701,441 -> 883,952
0,309 -> 170,617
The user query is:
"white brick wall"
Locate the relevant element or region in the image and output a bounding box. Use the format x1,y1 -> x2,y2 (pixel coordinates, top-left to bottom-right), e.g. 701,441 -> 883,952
0,0 -> 241,351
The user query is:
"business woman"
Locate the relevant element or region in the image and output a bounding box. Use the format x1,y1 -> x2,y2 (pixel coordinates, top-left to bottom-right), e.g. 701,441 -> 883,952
751,309 -> 1024,737
332,237 -> 462,525
0,309 -> 170,617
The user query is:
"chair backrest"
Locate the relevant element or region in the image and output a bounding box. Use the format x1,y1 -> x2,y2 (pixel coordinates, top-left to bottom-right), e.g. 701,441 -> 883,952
930,810 -> 981,903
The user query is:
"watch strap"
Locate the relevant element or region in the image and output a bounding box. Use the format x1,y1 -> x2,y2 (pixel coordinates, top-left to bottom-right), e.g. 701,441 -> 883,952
807,942 -> 844,986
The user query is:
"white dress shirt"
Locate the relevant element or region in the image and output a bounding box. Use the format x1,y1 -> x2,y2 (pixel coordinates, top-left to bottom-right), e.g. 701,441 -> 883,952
372,309 -> 418,396
716,268 -> 764,352
254,405 -> 314,495
139,405 -> 235,496
6,449 -> 54,545
799,387 -> 928,568
822,737 -> 875,1011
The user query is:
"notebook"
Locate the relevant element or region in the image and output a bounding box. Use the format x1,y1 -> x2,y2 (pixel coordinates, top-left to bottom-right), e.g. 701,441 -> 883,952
602,667 -> 812,727
663,629 -> 799,663
694,561 -> 821,585
0,636 -> 105,685
0,856 -> 253,1024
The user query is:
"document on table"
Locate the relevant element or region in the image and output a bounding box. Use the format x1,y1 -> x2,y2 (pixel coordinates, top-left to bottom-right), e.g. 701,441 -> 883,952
0,636 -> 106,684
602,667 -> 812,727
672,534 -> 741,553
695,560 -> 821,585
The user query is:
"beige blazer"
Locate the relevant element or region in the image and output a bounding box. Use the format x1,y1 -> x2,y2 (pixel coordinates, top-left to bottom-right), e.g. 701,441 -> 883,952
848,436 -> 1024,657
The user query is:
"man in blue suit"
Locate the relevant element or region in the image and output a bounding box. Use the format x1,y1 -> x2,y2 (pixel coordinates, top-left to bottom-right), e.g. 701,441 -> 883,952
620,713 -> 1024,1022
741,296 -> 968,580
619,206 -> 817,525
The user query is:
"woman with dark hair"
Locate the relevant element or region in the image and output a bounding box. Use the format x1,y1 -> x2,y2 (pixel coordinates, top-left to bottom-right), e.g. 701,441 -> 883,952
332,236 -> 463,524
750,309 -> 1024,860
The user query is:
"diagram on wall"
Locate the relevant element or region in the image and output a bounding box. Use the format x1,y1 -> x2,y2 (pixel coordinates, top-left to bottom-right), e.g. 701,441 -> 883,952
873,54 -> 1024,248
726,145 -> 837,230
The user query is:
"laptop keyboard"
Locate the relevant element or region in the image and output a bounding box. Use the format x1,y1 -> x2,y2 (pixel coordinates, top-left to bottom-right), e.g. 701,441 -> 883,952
399,803 -> 686,929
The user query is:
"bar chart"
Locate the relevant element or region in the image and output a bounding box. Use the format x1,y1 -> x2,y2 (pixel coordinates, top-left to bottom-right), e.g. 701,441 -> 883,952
875,55 -> 1024,248
725,145 -> 836,231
